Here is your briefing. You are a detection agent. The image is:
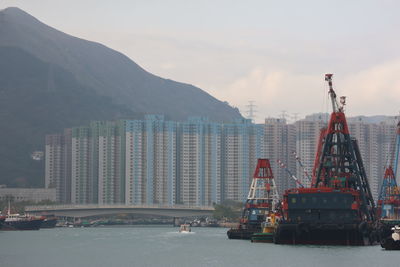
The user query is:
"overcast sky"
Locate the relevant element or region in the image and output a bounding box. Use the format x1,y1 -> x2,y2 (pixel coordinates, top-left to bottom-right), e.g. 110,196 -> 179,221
1,0 -> 399,122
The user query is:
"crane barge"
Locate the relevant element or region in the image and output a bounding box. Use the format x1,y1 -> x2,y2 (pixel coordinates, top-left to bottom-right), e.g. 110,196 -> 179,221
377,121 -> 400,249
274,74 -> 378,245
227,159 -> 279,239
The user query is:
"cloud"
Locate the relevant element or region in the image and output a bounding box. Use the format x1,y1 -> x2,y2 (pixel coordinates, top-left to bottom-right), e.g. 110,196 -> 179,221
210,69 -> 323,121
68,28 -> 400,121
223,68 -> 283,104
209,60 -> 400,122
341,60 -> 400,115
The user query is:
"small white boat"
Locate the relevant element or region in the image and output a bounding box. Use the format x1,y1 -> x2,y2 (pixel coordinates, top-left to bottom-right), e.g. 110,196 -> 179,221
179,224 -> 191,233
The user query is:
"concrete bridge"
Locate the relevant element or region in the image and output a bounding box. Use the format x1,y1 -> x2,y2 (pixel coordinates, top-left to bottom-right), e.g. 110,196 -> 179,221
25,204 -> 215,218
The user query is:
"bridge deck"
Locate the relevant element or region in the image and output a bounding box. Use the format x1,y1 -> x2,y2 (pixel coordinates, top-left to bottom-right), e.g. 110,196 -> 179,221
25,205 -> 215,218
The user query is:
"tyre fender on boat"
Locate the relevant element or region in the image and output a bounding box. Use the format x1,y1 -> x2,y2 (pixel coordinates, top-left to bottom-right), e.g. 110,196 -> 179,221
358,221 -> 368,236
297,222 -> 309,234
337,223 -> 345,230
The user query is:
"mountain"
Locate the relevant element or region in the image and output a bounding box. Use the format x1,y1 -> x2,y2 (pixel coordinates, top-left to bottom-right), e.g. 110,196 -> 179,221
0,46 -> 137,187
0,7 -> 242,187
0,7 -> 241,121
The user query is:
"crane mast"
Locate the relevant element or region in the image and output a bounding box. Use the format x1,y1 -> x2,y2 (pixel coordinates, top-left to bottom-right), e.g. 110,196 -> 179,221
325,74 -> 346,113
325,74 -> 338,112
394,121 -> 400,179
314,74 -> 375,222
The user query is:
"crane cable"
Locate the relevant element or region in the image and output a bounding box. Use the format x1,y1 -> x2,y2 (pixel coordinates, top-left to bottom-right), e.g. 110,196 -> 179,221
277,159 -> 304,188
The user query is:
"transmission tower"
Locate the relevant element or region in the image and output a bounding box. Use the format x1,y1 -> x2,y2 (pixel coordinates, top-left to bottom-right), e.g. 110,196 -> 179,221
291,113 -> 299,123
280,110 -> 288,121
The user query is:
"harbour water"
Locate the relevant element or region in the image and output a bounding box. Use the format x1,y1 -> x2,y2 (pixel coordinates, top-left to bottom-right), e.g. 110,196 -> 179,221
0,226 -> 398,267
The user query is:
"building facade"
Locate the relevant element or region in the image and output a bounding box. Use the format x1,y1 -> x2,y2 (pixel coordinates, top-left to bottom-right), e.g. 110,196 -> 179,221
179,117 -> 222,206
264,118 -> 296,196
0,187 -> 56,203
45,129 -> 71,203
348,119 -> 381,200
46,115 -> 398,206
223,119 -> 264,202
295,118 -> 327,188
124,116 -> 177,206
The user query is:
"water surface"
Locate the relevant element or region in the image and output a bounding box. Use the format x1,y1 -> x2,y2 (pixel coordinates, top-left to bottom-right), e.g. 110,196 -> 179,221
0,226 -> 398,267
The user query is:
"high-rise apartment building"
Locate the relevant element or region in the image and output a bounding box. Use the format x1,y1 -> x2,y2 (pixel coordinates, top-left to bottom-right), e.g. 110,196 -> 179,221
223,119 -> 264,202
45,134 -> 63,190
45,128 -> 71,203
47,114 -> 398,206
348,119 -> 381,200
295,118 -> 327,188
179,117 -> 222,206
71,121 -> 125,204
124,116 -> 177,206
144,115 -> 177,205
124,119 -> 145,205
98,121 -> 119,204
71,126 -> 91,204
264,118 -> 296,196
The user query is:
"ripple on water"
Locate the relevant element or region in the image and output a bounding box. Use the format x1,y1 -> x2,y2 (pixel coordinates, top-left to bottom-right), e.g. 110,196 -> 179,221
0,227 -> 398,267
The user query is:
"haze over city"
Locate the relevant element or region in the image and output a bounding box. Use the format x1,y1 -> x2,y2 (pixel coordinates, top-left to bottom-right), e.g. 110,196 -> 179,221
1,0 -> 399,122
1,1 -> 400,266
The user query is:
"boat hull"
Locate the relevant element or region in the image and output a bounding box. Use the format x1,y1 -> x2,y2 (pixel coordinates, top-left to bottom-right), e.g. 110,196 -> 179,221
227,228 -> 258,240
274,223 -> 376,246
3,219 -> 43,231
251,232 -> 274,243
278,189 -> 379,246
41,218 -> 58,228
381,238 -> 400,250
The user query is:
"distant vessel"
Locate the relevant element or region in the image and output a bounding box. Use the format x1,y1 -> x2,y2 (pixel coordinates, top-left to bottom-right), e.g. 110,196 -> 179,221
227,159 -> 279,240
3,214 -> 44,231
179,224 -> 191,233
2,202 -> 43,231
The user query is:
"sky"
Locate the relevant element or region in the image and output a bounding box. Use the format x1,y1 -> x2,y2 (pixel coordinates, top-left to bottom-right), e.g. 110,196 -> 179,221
1,0 -> 399,122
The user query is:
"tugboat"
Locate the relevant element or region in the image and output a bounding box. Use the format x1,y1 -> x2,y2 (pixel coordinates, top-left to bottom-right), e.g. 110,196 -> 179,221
2,202 -> 44,231
274,74 -> 377,245
227,159 -> 279,240
251,213 -> 280,243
